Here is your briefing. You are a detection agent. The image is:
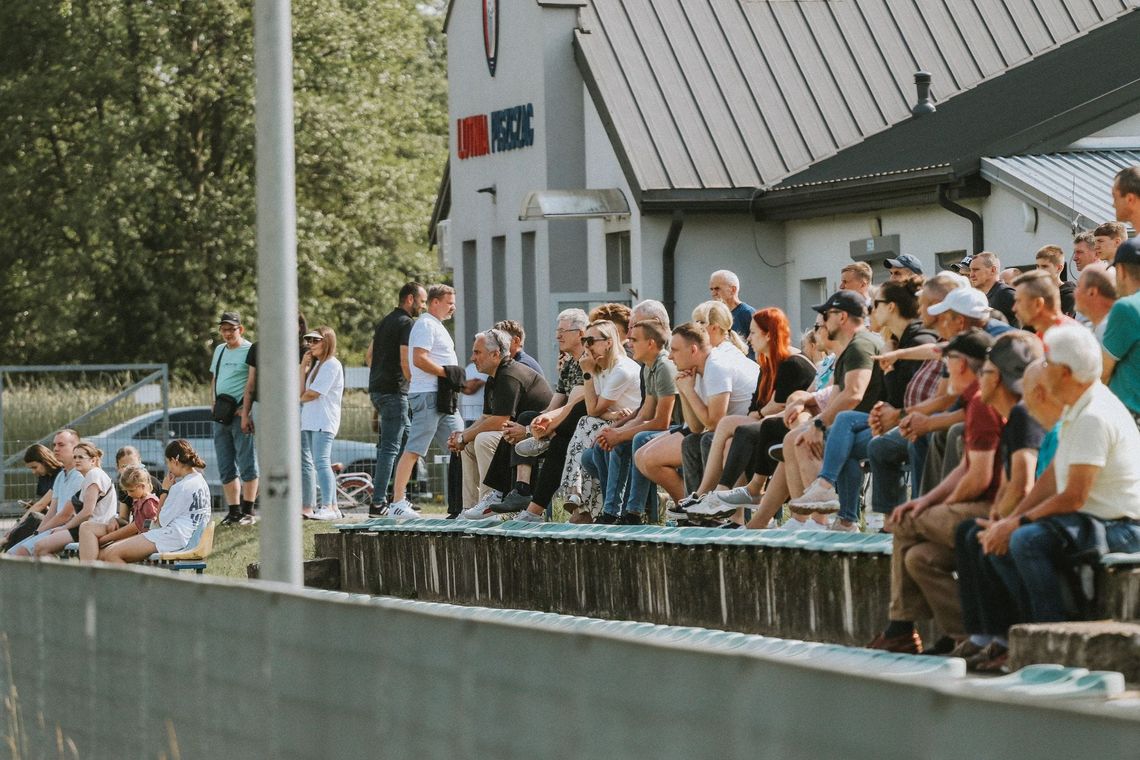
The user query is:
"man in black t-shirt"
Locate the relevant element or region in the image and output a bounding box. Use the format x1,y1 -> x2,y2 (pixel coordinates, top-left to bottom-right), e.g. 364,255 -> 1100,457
969,252 -> 1019,327
365,282 -> 426,515
451,329 -> 552,517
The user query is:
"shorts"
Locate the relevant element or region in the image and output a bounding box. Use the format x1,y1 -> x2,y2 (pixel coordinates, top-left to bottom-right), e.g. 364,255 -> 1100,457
405,392 -> 463,457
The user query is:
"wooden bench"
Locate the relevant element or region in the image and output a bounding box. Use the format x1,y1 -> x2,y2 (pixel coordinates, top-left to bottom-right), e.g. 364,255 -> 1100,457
60,520 -> 216,574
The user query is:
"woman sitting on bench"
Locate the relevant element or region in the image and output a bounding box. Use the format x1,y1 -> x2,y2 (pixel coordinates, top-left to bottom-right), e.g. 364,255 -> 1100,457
101,440 -> 211,564
33,442 -> 117,557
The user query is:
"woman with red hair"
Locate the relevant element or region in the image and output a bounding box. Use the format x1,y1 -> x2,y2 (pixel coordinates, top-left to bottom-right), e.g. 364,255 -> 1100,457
683,307 -> 815,521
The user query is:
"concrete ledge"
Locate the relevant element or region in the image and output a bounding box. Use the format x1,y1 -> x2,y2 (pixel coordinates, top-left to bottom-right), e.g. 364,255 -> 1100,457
317,522 -> 1140,647
315,527 -> 898,645
1010,621 -> 1140,683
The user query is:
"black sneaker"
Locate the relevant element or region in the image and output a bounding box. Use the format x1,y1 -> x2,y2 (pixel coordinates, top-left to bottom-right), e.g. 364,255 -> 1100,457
617,513 -> 644,525
220,508 -> 242,526
445,513 -> 459,520
490,489 -> 533,514
368,500 -> 389,519
596,513 -> 618,524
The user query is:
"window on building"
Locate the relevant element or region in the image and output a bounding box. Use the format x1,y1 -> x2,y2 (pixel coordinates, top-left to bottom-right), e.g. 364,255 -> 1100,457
462,240 -> 478,342
606,231 -> 632,293
492,235 -> 507,322
799,278 -> 828,336
521,232 -> 537,336
935,250 -> 968,271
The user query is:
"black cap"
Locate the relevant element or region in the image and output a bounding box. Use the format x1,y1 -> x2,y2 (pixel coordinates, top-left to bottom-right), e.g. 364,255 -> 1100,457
883,254 -> 924,275
987,334 -> 1039,395
944,327 -> 994,362
218,311 -> 242,326
1113,237 -> 1140,267
811,290 -> 867,318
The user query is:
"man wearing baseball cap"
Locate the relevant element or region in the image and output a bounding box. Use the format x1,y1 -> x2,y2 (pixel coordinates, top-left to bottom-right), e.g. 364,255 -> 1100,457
883,254 -> 924,282
211,311 -> 258,526
870,327 -> 1002,654
927,286 -> 1014,339
1102,237 -> 1140,420
952,331 -> 1047,670
782,290 -> 883,521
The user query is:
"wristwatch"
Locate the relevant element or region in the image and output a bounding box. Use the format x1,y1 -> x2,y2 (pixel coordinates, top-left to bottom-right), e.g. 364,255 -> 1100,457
582,372 -> 593,380
813,418 -> 826,432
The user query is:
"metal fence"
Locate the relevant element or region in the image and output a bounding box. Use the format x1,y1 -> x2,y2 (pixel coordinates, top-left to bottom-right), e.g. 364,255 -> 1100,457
0,365 -> 448,510
0,558 -> 1136,760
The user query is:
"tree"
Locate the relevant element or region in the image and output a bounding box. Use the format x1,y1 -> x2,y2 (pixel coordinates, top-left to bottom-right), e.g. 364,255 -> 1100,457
0,0 -> 446,378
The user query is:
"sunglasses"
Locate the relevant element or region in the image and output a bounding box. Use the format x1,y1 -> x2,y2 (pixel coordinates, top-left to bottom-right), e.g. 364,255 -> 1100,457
304,336 -> 323,344
582,336 -> 610,347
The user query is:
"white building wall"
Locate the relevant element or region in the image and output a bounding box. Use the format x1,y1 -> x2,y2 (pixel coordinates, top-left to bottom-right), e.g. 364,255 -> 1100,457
982,185 -> 1081,269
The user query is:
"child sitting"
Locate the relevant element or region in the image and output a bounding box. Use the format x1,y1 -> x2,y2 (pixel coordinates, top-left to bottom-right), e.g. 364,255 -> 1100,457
78,465 -> 160,562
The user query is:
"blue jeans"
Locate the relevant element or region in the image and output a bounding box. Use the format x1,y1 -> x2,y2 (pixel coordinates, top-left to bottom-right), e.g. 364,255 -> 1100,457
625,430 -> 664,518
868,427 -> 923,514
370,392 -> 409,503
213,420 -> 258,484
581,440 -> 633,517
989,514 -> 1140,623
301,430 -> 336,508
817,411 -> 870,523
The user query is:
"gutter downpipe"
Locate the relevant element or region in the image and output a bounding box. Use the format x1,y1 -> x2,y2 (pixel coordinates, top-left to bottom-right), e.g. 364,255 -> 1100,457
938,184 -> 983,254
662,210 -> 684,323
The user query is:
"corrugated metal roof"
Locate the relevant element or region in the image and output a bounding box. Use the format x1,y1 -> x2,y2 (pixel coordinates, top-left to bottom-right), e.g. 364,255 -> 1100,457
980,151 -> 1140,229
575,0 -> 1137,195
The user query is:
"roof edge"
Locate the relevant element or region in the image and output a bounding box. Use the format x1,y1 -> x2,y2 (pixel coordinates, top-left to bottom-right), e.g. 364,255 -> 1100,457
573,29 -> 645,211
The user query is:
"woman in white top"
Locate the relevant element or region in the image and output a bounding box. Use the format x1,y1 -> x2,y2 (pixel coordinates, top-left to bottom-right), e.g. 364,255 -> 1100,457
299,326 -> 345,521
691,300 -> 747,356
102,439 -> 212,563
561,319 -> 643,522
33,441 -> 117,556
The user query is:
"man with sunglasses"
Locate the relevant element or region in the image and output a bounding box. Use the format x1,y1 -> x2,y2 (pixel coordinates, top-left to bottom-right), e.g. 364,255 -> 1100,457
869,328 -> 1000,654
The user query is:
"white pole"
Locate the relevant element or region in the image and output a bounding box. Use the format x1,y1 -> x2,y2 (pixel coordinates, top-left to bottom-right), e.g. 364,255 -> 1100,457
253,0 -> 302,584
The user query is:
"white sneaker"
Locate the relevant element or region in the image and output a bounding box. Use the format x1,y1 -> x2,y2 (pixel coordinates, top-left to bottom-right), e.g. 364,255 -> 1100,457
787,478 -> 840,513
828,517 -> 859,533
459,490 -> 504,520
387,500 -> 420,518
311,506 -> 342,521
865,513 -> 886,533
685,492 -> 737,520
512,510 -> 544,523
715,486 -> 758,506
515,437 -> 551,457
778,516 -> 807,531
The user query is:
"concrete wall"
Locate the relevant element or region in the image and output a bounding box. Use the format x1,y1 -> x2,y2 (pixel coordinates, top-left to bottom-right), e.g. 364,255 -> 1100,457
1,557 -> 1137,759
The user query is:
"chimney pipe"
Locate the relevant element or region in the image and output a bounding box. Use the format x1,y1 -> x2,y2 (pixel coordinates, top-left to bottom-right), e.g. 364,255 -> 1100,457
912,71 -> 936,116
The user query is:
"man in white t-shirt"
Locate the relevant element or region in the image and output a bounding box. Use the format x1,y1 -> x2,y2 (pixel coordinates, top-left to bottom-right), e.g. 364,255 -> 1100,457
979,324 -> 1140,627
387,285 -> 463,518
9,429 -> 84,556
633,322 -> 759,517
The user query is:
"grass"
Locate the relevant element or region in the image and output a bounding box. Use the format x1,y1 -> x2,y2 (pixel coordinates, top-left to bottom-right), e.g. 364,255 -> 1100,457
204,506 -> 452,579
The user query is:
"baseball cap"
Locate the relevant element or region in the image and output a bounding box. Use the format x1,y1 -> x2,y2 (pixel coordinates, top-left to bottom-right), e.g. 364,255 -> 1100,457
1113,237 -> 1140,267
302,331 -> 322,340
926,287 -> 990,320
987,333 -> 1040,395
957,255 -> 974,271
219,311 -> 242,326
944,328 -> 994,362
883,254 -> 923,275
811,290 -> 868,318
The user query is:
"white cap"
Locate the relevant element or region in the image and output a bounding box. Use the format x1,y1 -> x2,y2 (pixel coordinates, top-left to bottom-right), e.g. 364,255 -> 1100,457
926,287 -> 990,320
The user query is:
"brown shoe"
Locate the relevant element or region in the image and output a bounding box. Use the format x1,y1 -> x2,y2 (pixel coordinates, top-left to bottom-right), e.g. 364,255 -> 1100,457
947,638 -> 985,660
969,641 -> 1009,673
866,630 -> 923,654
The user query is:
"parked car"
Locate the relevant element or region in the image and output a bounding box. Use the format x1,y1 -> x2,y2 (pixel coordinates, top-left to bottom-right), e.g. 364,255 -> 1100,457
85,406 -> 377,503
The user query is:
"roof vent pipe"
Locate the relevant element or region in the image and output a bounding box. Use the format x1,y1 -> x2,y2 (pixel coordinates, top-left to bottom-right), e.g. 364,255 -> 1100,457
911,71 -> 936,116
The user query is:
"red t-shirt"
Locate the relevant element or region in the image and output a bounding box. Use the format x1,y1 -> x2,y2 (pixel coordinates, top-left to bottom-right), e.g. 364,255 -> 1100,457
131,494 -> 160,532
961,380 -> 1005,501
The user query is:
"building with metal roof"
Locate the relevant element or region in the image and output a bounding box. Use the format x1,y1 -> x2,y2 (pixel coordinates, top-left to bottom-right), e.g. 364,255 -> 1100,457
433,0 -> 1140,369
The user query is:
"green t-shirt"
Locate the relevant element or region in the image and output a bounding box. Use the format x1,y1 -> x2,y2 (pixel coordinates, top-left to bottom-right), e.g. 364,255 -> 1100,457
1102,291 -> 1140,413
211,340 -> 252,401
644,352 -> 678,398
831,330 -> 884,414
